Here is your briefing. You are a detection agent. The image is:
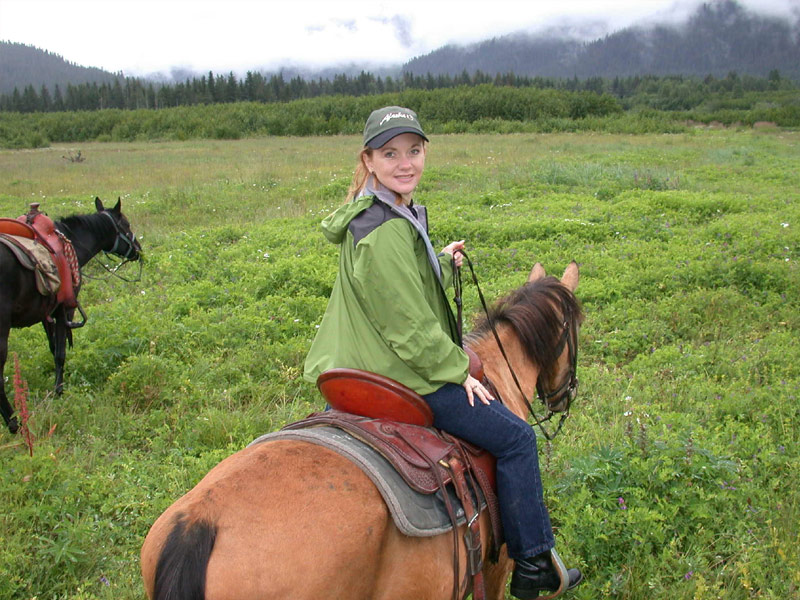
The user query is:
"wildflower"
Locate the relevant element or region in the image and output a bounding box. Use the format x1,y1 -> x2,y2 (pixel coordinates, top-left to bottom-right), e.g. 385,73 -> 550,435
618,497 -> 627,510
684,571 -> 693,580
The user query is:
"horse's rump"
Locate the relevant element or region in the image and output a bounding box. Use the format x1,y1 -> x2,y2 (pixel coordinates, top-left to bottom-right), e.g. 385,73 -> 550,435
143,440 -> 402,600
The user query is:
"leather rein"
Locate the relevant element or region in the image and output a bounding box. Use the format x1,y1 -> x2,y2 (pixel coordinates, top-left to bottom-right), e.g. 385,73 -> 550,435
452,251 -> 578,441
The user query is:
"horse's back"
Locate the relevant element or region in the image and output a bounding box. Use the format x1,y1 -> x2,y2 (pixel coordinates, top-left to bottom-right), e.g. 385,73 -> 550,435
143,439 -> 403,600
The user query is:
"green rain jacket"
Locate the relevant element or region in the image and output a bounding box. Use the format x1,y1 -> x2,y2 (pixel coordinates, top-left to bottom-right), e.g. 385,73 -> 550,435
303,194 -> 469,395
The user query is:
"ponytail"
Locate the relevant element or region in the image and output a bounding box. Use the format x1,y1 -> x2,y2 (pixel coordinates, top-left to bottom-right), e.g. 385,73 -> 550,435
346,147 -> 372,202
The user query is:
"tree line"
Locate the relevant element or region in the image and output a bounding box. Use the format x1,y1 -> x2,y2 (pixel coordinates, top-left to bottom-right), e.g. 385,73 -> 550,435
3,80 -> 799,151
0,67 -> 795,114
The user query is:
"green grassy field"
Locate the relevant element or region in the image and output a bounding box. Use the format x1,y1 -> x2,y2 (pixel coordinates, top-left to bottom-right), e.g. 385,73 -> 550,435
1,129 -> 798,599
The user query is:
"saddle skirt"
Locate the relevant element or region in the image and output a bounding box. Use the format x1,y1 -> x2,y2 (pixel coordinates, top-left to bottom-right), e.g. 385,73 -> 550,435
0,204 -> 80,308
249,424 -> 486,537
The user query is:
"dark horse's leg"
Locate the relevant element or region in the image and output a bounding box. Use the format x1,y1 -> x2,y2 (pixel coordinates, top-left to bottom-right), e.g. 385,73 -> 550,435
42,310 -> 68,395
0,322 -> 19,433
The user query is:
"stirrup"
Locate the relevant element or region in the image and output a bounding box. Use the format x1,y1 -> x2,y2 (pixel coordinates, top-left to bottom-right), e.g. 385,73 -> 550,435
538,548 -> 569,600
66,302 -> 88,329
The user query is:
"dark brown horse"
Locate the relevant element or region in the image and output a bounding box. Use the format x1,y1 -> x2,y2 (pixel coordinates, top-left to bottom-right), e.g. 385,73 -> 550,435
141,261 -> 581,600
0,197 -> 141,433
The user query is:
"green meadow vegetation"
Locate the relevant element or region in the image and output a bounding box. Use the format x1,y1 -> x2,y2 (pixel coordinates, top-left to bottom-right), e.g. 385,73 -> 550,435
0,127 -> 798,599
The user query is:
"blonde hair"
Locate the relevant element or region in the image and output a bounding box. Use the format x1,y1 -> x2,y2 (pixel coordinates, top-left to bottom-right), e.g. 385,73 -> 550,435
346,147 -> 373,202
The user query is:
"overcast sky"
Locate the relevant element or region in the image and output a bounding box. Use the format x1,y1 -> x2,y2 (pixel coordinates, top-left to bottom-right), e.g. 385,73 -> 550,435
1,0 -> 798,77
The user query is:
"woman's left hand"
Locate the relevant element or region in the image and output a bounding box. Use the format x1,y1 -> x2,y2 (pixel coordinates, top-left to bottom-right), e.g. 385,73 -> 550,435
442,240 -> 465,268
463,374 -> 493,407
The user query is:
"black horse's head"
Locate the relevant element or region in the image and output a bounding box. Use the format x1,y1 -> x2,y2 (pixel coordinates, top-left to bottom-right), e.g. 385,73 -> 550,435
95,197 -> 142,261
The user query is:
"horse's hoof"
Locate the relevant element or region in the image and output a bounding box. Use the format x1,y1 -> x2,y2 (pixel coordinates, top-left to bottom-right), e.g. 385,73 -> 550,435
7,417 -> 19,434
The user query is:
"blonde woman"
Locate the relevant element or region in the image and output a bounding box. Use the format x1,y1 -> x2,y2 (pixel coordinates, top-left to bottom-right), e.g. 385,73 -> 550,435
304,106 -> 582,599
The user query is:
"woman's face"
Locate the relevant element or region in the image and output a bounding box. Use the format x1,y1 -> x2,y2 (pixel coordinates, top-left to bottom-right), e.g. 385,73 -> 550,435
364,133 -> 426,199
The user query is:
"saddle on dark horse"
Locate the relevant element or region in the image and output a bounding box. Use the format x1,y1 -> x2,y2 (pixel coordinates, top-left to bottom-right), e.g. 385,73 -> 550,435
250,365 -> 503,600
0,202 -> 81,311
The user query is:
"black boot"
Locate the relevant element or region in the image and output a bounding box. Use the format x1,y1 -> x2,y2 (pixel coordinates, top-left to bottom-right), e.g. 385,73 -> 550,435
510,549 -> 583,599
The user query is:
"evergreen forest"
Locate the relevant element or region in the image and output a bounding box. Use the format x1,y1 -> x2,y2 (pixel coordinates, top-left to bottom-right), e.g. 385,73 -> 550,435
0,68 -> 796,115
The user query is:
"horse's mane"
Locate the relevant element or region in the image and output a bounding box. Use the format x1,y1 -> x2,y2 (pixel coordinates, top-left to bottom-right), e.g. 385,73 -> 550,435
467,276 -> 583,379
56,212 -> 110,237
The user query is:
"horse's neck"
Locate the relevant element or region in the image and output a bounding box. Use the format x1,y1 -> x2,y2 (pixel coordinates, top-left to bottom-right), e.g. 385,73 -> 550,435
473,324 -> 540,421
57,216 -> 108,266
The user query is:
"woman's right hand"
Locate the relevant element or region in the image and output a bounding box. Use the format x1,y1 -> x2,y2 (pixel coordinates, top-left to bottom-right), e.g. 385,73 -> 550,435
442,240 -> 465,268
463,374 -> 493,407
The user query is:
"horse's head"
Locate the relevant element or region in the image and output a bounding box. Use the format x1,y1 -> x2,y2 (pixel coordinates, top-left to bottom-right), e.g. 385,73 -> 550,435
95,197 -> 142,261
526,262 -> 582,413
472,262 -> 583,417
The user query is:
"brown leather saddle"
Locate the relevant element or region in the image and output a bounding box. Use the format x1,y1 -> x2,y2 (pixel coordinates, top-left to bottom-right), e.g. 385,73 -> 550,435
284,367 -> 502,600
0,203 -> 80,309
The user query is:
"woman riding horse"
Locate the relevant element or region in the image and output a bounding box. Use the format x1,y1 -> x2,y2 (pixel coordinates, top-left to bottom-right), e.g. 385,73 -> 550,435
302,106 -> 582,599
141,109 -> 585,600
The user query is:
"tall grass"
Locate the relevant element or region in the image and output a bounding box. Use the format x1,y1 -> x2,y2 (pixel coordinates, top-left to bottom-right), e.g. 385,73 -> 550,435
0,128 -> 798,599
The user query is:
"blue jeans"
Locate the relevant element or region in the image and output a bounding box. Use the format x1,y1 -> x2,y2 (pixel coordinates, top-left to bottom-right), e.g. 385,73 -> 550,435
423,383 -> 555,559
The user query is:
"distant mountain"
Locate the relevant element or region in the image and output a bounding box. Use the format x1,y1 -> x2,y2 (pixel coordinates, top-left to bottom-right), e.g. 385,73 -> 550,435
0,41 -> 122,95
404,36 -> 578,80
403,0 -> 800,80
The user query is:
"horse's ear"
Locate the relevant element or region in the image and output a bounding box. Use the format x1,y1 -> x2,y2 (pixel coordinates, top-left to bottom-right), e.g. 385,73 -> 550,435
528,263 -> 546,282
113,197 -> 122,212
95,197 -> 104,212
561,261 -> 580,292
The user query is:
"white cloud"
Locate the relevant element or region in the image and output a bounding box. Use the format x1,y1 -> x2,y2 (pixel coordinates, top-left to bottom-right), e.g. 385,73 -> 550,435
1,0 -> 797,76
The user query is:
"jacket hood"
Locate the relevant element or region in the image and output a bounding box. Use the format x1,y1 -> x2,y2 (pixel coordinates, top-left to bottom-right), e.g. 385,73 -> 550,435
320,196 -> 374,244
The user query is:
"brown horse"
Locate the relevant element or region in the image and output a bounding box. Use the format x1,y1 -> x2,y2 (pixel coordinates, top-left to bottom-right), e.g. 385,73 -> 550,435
141,261 -> 581,600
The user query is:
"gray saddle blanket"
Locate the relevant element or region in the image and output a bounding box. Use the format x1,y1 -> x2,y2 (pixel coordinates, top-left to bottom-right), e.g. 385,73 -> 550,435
249,426 -> 485,537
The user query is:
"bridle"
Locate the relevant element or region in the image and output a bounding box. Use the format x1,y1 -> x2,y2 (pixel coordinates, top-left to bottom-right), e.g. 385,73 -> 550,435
453,251 -> 579,441
535,318 -> 579,414
100,210 -> 140,261
94,211 -> 143,282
